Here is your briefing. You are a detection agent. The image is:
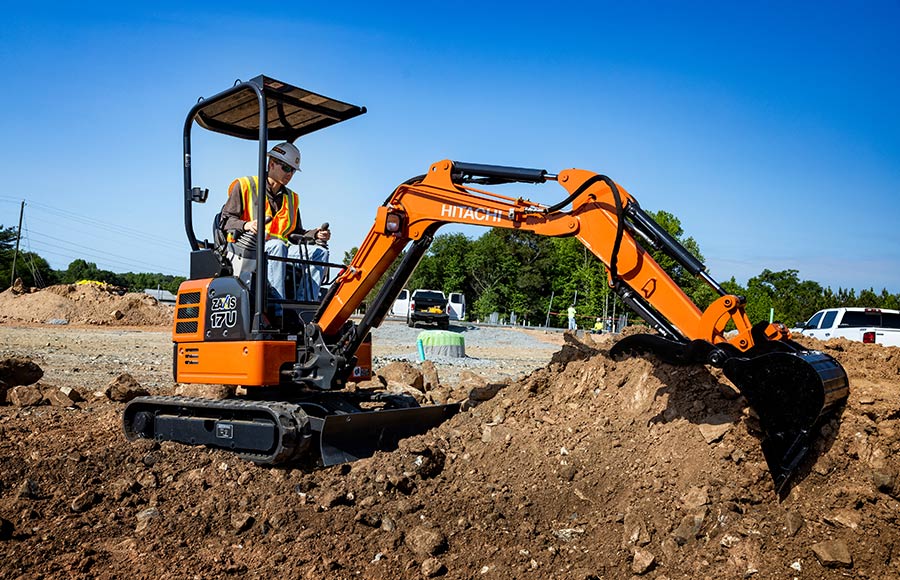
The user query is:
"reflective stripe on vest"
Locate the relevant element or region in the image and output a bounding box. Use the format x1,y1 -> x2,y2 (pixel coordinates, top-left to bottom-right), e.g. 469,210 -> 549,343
227,176 -> 299,243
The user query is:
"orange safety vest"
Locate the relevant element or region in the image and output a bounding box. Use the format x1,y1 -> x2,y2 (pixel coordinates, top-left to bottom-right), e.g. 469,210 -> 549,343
227,176 -> 299,243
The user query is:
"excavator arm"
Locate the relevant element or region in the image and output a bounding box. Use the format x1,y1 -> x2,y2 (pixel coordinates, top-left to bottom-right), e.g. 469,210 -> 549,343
316,159 -> 848,494
321,160 -> 767,351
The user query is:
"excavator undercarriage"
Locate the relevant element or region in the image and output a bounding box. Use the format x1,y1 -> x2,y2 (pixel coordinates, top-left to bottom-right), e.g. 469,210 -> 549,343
124,76 -> 848,495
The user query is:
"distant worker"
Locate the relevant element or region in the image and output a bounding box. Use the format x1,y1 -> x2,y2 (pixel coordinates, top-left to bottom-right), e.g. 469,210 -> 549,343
220,142 -> 330,303
567,304 -> 577,331
593,317 -> 603,334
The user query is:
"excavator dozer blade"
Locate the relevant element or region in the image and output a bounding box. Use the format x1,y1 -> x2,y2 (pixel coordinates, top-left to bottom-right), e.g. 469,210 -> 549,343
318,403 -> 460,466
722,350 -> 849,494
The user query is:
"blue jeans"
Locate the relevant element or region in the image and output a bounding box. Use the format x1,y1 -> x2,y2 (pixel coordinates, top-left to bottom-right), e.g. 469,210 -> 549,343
265,239 -> 329,302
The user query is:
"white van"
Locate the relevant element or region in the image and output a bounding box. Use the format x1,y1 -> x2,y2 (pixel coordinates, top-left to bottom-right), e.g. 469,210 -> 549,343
391,289 -> 410,317
447,292 -> 466,321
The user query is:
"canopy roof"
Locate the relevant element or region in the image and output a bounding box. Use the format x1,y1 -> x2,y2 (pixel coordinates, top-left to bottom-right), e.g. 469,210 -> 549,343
193,75 -> 366,141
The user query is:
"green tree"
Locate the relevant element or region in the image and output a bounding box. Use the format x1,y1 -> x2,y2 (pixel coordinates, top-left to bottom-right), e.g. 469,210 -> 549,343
466,229 -> 555,323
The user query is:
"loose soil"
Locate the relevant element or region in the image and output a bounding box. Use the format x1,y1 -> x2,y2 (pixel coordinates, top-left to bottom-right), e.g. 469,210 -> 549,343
1,286 -> 900,579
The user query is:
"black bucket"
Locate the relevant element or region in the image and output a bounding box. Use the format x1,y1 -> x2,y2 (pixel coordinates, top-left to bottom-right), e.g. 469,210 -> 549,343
723,350 -> 849,493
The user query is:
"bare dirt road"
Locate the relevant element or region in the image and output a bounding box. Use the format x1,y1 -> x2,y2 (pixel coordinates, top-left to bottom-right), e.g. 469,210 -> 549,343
1,285 -> 900,579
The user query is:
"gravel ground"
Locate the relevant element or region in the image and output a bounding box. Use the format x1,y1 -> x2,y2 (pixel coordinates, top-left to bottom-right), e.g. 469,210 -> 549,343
371,320 -> 565,383
0,320 -> 566,393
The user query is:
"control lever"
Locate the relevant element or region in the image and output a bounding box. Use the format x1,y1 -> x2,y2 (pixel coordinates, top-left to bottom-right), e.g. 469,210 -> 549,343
316,222 -> 330,248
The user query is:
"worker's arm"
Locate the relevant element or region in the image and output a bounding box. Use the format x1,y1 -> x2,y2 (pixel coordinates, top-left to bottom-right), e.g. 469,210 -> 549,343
220,181 -> 249,232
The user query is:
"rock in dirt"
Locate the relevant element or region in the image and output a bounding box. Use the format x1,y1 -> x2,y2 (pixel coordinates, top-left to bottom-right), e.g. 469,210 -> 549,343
135,508 -> 161,532
71,491 -> 97,513
421,557 -> 446,577
104,373 -> 149,402
811,539 -> 853,568
672,507 -> 707,545
44,386 -> 80,407
622,511 -> 652,547
378,362 -> 425,392
785,511 -> 804,536
697,414 -> 733,443
421,360 -> 441,390
631,548 -> 655,575
60,386 -> 84,402
467,381 -> 504,403
16,479 -> 41,499
231,513 -> 254,533
0,357 -> 43,387
8,385 -> 44,407
405,525 -> 447,557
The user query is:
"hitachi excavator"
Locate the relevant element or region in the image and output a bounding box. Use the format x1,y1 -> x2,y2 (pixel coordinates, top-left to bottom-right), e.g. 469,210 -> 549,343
124,76 -> 848,494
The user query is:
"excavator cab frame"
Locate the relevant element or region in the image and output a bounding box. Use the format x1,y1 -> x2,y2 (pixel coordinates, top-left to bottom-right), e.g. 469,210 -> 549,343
180,74 -> 366,333
125,76 -> 458,467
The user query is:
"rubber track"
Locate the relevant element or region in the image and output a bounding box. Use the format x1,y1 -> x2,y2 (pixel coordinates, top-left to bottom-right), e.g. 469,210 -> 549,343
123,395 -> 313,464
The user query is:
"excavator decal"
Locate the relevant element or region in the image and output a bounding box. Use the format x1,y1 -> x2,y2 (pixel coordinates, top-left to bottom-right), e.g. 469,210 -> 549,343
439,204 -> 504,222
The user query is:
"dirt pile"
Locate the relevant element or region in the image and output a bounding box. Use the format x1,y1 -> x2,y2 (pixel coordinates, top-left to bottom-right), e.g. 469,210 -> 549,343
0,331 -> 899,579
0,284 -> 172,327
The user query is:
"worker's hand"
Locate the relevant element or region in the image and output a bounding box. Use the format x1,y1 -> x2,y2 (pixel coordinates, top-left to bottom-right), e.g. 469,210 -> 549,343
242,216 -> 272,236
315,229 -> 331,243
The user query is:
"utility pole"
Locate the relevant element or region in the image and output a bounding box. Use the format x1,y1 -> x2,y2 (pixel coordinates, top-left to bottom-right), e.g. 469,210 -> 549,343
10,200 -> 24,287
544,291 -> 555,328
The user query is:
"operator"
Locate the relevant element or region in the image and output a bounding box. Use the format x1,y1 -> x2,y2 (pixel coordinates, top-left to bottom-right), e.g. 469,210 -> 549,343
567,304 -> 577,331
220,142 -> 330,303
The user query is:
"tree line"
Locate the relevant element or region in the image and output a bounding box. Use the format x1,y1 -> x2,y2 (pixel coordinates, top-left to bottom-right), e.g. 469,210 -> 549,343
5,216 -> 899,329
345,211 -> 900,329
0,225 -> 185,294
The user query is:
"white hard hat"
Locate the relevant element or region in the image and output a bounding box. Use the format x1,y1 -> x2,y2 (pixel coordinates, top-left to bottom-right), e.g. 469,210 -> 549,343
268,142 -> 301,171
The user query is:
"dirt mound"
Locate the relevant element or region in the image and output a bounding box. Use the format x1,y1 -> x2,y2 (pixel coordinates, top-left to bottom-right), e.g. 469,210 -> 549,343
0,284 -> 172,327
1,331 -> 899,578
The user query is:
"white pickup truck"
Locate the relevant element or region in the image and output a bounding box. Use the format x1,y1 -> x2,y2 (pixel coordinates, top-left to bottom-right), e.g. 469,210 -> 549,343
795,307 -> 900,347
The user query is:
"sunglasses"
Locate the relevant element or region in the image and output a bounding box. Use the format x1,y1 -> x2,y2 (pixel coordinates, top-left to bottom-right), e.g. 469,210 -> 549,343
277,161 -> 295,174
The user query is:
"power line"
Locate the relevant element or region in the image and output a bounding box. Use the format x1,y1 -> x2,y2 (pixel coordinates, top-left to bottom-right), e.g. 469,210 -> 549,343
25,227 -> 182,273
22,226 -> 184,275
0,194 -> 185,251
20,242 -> 184,276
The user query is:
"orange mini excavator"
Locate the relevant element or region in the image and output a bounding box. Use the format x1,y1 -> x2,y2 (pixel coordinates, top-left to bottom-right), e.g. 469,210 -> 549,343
124,76 -> 848,493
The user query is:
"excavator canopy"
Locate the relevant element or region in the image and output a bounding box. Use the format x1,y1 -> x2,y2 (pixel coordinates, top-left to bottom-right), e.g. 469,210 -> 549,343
192,75 -> 366,141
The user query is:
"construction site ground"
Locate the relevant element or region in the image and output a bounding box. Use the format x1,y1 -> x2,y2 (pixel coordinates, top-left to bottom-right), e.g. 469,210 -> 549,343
1,284 -> 900,579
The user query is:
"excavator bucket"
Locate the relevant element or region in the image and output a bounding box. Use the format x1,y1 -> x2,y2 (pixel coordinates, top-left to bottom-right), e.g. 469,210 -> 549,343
611,335 -> 849,494
722,350 -> 849,493
318,404 -> 460,466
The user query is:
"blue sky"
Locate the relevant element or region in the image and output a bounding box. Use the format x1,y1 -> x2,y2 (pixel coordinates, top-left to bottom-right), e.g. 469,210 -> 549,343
2,1 -> 898,293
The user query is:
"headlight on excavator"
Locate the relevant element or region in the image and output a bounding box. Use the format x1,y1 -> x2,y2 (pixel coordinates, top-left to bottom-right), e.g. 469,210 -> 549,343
385,212 -> 402,233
